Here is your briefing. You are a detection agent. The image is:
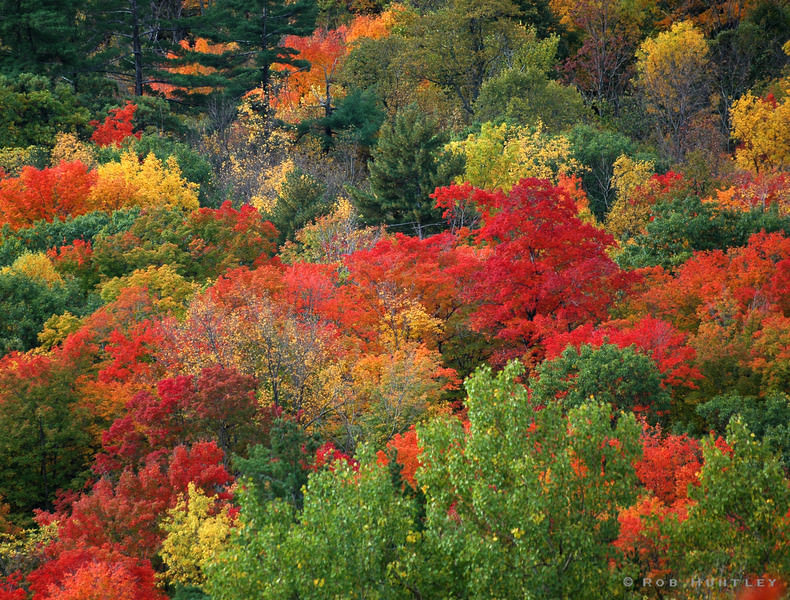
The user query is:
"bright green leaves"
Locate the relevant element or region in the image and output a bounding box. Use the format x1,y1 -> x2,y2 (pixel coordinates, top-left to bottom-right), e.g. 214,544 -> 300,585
417,361 -> 642,598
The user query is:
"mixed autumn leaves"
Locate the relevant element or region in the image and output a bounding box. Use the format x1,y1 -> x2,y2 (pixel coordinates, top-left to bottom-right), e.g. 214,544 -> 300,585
0,6 -> 790,600
0,112 -> 788,598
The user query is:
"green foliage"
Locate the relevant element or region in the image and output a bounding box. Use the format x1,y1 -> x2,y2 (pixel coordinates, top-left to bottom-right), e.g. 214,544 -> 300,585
207,447 -> 416,600
616,197 -> 790,270
269,168 -> 331,244
0,0 -> 85,76
0,209 -> 139,268
0,273 -> 86,354
416,361 -> 643,598
529,344 -> 671,422
170,587 -> 211,600
296,88 -> 384,152
399,0 -> 525,116
233,418 -> 321,512
668,418 -> 790,581
194,0 -> 318,100
0,74 -> 89,147
474,31 -> 587,132
357,104 -> 463,233
338,35 -> 414,116
0,146 -> 48,175
697,392 -> 790,469
568,125 -> 639,220
0,361 -> 96,524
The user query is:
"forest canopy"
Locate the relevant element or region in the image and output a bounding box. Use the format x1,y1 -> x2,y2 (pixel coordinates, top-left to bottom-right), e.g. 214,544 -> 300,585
0,1 -> 789,598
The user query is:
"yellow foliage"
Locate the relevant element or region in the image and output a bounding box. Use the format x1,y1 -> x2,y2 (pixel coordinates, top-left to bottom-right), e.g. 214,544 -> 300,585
342,341 -> 450,447
447,121 -> 582,190
0,147 -> 40,176
606,155 -> 655,240
160,483 -> 233,587
88,151 -> 199,212
378,298 -> 444,352
38,312 -> 83,350
100,265 -> 199,317
249,159 -> 295,214
2,252 -> 62,286
730,91 -> 790,173
50,132 -> 95,167
635,21 -> 710,117
280,196 -> 383,264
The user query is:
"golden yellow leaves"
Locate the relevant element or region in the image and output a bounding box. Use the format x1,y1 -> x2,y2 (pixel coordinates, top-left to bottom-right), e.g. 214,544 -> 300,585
99,265 -> 199,318
160,483 -> 233,587
447,121 -> 582,191
88,151 -> 199,212
2,252 -> 62,286
730,91 -> 790,174
50,132 -> 95,168
635,21 -> 710,117
605,155 -> 655,240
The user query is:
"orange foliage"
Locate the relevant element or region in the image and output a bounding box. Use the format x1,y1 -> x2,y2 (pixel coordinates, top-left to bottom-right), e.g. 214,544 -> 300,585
737,576 -> 787,600
376,426 -> 421,489
613,495 -> 691,579
90,103 -> 141,148
273,9 -> 400,121
707,172 -> 790,216
0,161 -> 95,230
635,425 -> 702,505
152,38 -> 238,98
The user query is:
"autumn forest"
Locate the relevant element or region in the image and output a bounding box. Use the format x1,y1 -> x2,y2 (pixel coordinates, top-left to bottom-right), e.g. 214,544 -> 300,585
0,0 -> 789,598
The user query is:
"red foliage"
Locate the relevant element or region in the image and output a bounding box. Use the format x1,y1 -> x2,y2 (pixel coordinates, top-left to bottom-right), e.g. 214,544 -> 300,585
437,178 -> 632,362
543,316 -> 703,392
97,365 -> 260,473
613,495 -> 690,579
737,576 -> 787,600
635,425 -> 702,505
344,232 -> 479,345
43,442 -> 230,559
0,161 -> 95,229
90,103 -> 141,148
0,573 -> 25,600
376,426 -> 422,489
185,201 -> 279,272
633,232 -> 790,332
27,547 -> 164,600
47,239 -> 93,267
312,442 -> 358,472
98,320 -> 166,385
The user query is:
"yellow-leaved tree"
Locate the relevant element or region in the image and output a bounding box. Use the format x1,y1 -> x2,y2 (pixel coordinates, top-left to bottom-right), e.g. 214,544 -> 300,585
88,151 -> 199,212
99,265 -> 199,318
1,252 -> 63,287
730,70 -> 790,173
635,20 -> 712,160
447,121 -> 582,190
159,483 -> 233,587
605,154 -> 655,240
50,132 -> 95,167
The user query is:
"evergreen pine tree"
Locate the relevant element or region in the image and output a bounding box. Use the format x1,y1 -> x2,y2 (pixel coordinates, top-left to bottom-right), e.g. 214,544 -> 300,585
357,104 -> 464,236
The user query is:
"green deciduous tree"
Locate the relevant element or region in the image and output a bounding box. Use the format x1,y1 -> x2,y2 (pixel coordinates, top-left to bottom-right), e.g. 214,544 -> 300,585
664,418 -> 790,583
415,361 -> 643,598
206,446 -> 416,600
474,30 -> 588,132
529,343 -> 671,422
0,74 -> 89,148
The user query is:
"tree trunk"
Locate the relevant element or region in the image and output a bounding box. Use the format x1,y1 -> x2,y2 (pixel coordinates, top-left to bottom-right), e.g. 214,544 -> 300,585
131,0 -> 143,96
